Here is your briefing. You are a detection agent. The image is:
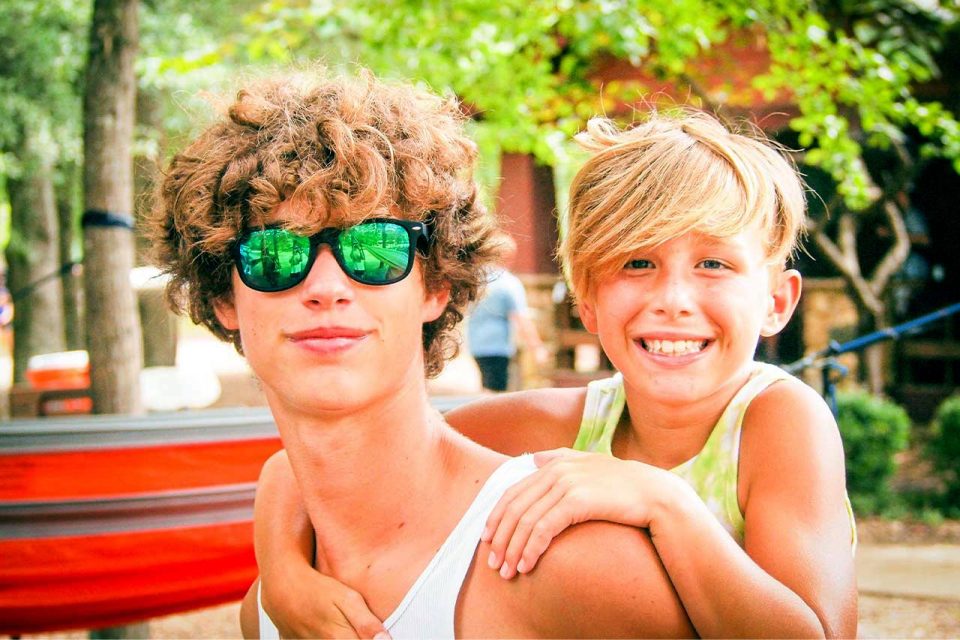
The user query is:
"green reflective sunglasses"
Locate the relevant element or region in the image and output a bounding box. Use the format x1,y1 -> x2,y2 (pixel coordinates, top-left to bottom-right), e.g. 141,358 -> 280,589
232,218 -> 430,292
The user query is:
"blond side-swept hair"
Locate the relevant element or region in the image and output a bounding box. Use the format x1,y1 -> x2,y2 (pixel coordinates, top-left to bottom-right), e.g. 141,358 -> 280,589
560,111 -> 806,301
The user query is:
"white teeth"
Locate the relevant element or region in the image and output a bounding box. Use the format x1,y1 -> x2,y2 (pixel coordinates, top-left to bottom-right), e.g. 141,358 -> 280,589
643,339 -> 706,356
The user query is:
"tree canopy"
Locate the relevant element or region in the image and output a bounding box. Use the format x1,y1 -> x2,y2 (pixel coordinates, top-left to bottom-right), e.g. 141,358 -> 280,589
232,0 -> 960,210
3,0 -> 957,213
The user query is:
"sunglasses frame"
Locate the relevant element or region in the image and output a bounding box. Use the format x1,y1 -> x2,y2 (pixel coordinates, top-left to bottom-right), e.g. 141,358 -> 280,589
231,217 -> 430,292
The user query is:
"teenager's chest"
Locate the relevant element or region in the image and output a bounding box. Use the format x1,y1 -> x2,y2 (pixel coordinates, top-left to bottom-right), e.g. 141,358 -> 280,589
327,529 -> 449,621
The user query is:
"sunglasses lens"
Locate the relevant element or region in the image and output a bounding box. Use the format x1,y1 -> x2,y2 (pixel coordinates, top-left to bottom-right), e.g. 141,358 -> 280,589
238,228 -> 312,291
337,221 -> 413,284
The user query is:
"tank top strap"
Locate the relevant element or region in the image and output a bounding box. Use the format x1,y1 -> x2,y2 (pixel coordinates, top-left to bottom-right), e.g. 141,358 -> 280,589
673,362 -> 791,542
382,454 -> 538,638
573,372 -> 625,455
707,362 -> 792,455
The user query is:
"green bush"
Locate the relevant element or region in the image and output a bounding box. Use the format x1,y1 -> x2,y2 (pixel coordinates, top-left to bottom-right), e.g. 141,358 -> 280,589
836,390 -> 910,512
929,395 -> 960,504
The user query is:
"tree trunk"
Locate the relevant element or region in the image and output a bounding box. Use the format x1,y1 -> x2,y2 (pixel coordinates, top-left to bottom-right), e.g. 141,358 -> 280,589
83,4 -> 147,630
134,88 -> 177,367
861,306 -> 892,396
6,136 -> 67,384
808,194 -> 910,396
81,0 -> 143,421
58,161 -> 85,351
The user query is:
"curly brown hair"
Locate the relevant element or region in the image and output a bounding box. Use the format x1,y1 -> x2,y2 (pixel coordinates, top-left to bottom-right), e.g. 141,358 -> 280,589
147,70 -> 500,377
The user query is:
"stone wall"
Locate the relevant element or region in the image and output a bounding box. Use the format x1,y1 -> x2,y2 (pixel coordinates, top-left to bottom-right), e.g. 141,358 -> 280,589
795,278 -> 861,391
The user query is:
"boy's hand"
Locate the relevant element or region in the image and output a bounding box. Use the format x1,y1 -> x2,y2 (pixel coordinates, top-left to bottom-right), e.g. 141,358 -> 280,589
262,570 -> 389,639
481,449 -> 663,579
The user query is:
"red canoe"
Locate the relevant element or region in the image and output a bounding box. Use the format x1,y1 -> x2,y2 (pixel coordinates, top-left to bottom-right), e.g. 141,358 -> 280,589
0,407 -> 281,634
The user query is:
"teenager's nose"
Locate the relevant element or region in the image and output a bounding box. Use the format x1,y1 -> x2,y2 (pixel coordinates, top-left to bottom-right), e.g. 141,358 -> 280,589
298,247 -> 354,308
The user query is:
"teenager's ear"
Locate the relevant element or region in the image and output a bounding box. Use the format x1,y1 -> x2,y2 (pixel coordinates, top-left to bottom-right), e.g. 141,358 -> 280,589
214,294 -> 239,331
761,268 -> 801,337
422,284 -> 450,324
578,296 -> 599,334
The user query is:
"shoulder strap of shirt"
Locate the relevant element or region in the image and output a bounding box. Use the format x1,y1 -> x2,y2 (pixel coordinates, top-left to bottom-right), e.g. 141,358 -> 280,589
383,455 -> 538,637
573,372 -> 625,455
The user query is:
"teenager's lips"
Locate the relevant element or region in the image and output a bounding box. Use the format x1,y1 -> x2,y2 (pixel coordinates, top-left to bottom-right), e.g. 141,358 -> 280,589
285,326 -> 372,354
287,326 -> 370,340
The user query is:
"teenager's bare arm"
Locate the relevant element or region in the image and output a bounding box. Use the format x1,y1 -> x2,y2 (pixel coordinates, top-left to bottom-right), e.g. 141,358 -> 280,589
459,521 -> 695,638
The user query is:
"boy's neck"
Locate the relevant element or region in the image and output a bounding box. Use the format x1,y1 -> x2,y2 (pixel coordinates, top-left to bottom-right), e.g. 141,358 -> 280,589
619,364 -> 755,468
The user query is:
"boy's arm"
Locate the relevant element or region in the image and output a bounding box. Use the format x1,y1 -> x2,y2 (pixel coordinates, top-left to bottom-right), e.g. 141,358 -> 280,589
482,378 -> 855,637
445,387 -> 584,454
644,379 -> 857,638
254,451 -> 388,639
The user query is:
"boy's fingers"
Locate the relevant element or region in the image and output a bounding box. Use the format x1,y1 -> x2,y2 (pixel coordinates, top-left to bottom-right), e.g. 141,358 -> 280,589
500,487 -> 565,578
482,470 -> 549,543
532,447 -> 577,468
485,474 -> 556,570
347,613 -> 389,640
518,499 -> 576,574
482,476 -> 534,542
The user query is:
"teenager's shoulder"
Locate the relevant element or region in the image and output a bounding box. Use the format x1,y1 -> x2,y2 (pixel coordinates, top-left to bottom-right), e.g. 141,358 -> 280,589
445,387 -> 587,455
511,521 -> 694,637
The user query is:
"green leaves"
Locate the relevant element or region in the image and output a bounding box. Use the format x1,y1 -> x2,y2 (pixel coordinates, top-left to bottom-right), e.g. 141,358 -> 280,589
3,0 -> 957,213
217,0 -> 960,210
0,0 -> 88,155
756,3 -> 960,208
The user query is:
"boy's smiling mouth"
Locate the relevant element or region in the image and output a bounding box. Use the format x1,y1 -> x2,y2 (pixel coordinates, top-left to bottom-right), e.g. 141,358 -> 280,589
639,338 -> 710,356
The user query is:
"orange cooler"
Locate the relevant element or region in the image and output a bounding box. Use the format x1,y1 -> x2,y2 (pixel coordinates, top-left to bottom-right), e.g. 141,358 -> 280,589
23,350 -> 93,415
25,351 -> 91,390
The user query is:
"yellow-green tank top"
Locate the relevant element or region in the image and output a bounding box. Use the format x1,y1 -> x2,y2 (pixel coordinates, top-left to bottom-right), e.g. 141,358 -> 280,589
573,361 -> 856,550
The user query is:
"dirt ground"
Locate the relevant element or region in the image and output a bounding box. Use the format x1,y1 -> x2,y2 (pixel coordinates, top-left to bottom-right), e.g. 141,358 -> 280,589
855,518 -> 960,638
19,591 -> 959,639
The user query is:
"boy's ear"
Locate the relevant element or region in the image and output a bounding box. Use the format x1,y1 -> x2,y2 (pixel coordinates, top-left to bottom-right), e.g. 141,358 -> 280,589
214,295 -> 239,331
761,268 -> 801,337
578,296 -> 599,334
422,284 -> 450,323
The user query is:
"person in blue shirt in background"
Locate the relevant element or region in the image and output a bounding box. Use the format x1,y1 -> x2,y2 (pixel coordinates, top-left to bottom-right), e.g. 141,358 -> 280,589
467,233 -> 549,391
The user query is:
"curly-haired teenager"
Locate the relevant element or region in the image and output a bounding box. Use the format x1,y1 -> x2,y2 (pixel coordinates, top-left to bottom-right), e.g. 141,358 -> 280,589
148,70 -> 692,639
255,111 -> 858,638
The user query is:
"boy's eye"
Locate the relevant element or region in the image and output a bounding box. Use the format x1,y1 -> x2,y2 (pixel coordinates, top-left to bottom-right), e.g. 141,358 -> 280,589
624,258 -> 653,270
698,258 -> 727,270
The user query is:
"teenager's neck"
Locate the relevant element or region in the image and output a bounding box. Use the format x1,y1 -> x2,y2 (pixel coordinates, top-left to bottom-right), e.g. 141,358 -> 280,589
266,372 -> 497,562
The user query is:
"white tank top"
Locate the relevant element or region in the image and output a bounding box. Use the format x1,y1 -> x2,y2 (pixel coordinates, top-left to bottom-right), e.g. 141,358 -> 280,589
258,455 -> 537,639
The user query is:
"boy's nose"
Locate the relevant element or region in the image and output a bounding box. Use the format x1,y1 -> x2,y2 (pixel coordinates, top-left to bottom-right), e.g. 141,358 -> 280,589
298,247 -> 354,308
653,274 -> 695,318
